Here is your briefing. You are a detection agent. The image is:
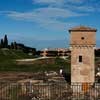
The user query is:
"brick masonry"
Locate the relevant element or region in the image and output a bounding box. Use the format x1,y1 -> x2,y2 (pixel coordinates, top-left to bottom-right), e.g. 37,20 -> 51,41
69,26 -> 96,83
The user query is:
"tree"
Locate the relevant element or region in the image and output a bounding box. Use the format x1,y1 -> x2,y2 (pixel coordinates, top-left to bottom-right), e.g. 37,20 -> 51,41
14,41 -> 17,49
4,34 -> 8,48
0,39 -> 4,48
11,42 -> 14,49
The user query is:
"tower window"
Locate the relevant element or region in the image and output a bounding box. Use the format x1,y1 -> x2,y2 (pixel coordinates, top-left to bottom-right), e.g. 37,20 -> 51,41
81,37 -> 84,40
79,55 -> 82,62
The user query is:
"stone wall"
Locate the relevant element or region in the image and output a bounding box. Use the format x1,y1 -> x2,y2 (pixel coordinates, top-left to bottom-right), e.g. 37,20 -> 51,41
71,46 -> 95,83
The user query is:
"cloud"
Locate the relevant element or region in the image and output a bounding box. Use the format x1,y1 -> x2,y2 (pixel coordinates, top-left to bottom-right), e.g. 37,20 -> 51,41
33,0 -> 83,5
1,0 -> 99,33
33,0 -> 64,6
75,6 -> 95,12
1,7 -> 83,31
67,0 -> 100,8
65,0 -> 100,12
33,0 -> 100,12
33,0 -> 61,4
68,0 -> 84,3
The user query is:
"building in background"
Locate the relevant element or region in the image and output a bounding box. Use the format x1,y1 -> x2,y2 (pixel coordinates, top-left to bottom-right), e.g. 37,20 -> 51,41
40,48 -> 70,57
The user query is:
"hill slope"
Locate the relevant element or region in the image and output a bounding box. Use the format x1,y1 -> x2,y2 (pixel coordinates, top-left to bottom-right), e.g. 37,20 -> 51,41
0,49 -> 71,73
0,49 -> 34,71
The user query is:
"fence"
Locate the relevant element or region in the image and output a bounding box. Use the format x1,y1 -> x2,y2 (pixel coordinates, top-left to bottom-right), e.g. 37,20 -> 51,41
0,82 -> 100,100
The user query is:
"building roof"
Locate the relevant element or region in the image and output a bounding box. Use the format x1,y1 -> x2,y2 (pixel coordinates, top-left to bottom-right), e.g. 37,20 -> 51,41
41,48 -> 69,51
69,26 -> 97,32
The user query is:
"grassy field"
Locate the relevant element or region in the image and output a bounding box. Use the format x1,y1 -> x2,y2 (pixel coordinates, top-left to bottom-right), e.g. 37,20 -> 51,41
0,49 -> 71,73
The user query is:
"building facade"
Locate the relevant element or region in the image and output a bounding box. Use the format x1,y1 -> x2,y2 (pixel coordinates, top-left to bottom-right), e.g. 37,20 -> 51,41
69,26 -> 97,84
40,48 -> 70,57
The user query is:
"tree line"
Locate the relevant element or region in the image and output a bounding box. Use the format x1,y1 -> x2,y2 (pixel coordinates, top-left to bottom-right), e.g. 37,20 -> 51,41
0,35 -> 36,55
0,35 -> 8,48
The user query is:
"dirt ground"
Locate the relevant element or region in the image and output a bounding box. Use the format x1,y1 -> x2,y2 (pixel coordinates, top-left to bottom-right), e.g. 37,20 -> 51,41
0,72 -> 39,82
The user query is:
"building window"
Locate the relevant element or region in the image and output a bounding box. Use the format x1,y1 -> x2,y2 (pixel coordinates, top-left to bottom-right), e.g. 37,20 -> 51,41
79,55 -> 82,62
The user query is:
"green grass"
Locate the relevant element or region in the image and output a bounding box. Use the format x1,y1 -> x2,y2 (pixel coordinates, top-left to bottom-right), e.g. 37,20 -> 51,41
0,49 -> 71,73
0,49 -> 34,71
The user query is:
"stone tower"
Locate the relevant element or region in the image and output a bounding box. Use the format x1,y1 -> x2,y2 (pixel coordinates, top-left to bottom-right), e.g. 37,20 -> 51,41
69,26 -> 97,84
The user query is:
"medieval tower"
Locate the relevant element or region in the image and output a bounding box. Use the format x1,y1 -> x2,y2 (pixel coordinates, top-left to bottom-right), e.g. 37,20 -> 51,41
69,26 -> 97,84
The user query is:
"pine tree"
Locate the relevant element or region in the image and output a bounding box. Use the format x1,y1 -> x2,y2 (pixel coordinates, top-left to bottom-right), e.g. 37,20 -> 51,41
4,34 -> 8,48
1,39 -> 4,48
14,41 -> 17,49
11,42 -> 14,49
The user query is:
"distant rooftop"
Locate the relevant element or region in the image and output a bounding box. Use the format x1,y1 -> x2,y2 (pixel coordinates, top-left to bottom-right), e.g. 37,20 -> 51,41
69,26 -> 97,32
41,48 -> 69,51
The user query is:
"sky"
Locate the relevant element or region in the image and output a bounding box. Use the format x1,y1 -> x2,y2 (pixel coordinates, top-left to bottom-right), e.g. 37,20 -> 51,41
0,0 -> 100,50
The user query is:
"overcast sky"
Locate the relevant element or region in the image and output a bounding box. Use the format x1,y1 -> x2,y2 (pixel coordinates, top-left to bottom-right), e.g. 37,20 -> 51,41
0,0 -> 100,50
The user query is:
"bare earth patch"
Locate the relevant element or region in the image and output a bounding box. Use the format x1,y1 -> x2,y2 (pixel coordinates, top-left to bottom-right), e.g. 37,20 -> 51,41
0,72 -> 36,82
